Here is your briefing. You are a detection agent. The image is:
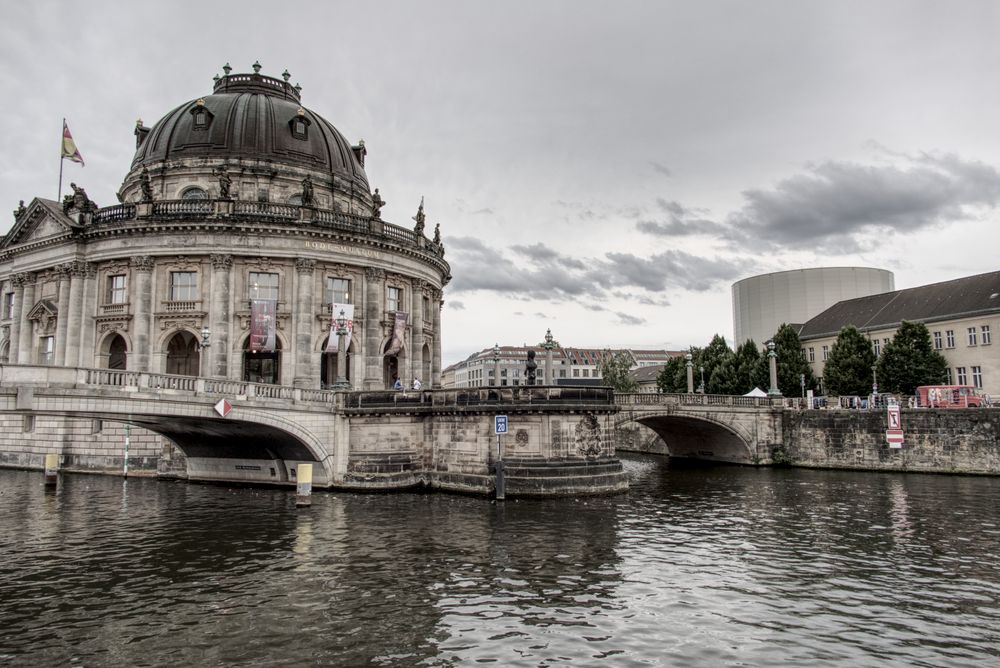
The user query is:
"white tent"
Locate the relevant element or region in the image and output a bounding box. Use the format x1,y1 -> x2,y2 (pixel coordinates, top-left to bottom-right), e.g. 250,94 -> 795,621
743,387 -> 767,397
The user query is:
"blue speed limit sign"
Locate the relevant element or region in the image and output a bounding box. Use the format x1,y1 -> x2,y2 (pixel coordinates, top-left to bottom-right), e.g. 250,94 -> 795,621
494,415 -> 508,434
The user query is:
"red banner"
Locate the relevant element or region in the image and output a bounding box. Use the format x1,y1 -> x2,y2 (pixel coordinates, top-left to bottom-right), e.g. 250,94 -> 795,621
249,299 -> 276,352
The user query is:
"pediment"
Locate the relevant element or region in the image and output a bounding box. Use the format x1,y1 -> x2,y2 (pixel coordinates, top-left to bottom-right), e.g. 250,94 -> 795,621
1,198 -> 79,249
27,299 -> 58,320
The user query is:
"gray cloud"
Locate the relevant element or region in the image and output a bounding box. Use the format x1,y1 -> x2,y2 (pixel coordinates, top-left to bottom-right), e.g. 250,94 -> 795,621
726,152 -> 1000,251
636,198 -> 728,237
650,161 -> 673,178
616,312 -> 647,326
449,300 -> 466,310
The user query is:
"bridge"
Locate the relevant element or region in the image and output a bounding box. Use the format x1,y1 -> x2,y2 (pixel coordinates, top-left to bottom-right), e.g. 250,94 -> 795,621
614,393 -> 784,465
0,364 -> 627,496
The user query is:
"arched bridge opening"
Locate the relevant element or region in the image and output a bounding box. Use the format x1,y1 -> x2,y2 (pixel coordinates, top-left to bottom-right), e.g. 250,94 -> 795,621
626,414 -> 755,464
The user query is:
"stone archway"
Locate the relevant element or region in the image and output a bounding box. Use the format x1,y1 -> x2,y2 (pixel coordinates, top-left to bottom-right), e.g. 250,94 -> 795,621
106,333 -> 127,370
631,413 -> 756,464
421,342 -> 431,387
165,331 -> 199,376
243,335 -> 282,384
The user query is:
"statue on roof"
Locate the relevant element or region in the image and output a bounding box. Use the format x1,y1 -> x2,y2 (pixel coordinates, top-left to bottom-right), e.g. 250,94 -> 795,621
217,167 -> 232,200
413,196 -> 426,237
525,350 -> 538,386
371,188 -> 384,220
13,200 -> 26,220
139,167 -> 154,203
301,175 -> 314,207
63,183 -> 97,214
432,223 -> 441,245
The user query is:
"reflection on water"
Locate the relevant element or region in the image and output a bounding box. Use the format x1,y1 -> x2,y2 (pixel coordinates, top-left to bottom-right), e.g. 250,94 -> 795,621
1,458 -> 999,666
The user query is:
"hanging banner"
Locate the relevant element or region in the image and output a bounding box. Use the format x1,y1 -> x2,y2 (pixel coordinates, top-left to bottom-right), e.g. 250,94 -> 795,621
326,303 -> 355,353
384,311 -> 408,356
249,298 -> 277,352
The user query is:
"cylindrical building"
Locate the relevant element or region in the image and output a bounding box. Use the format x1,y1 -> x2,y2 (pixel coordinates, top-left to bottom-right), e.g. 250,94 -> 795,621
732,267 -> 894,345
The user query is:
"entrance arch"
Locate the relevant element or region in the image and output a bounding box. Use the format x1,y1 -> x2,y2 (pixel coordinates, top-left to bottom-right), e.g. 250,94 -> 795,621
421,342 -> 431,387
106,334 -> 128,369
319,336 -> 355,388
630,413 -> 756,464
243,335 -> 282,384
165,331 -> 199,376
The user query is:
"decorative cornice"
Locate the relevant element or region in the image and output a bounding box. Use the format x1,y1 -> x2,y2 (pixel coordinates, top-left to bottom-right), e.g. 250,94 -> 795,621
130,255 -> 154,272
295,258 -> 316,274
365,267 -> 385,281
11,272 -> 35,288
210,253 -> 233,270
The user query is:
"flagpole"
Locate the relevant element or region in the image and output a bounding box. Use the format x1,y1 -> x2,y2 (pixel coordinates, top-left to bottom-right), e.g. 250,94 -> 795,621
58,117 -> 65,201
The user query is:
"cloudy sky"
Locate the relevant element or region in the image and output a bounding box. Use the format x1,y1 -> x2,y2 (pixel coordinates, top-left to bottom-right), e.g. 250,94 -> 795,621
2,1 -> 999,365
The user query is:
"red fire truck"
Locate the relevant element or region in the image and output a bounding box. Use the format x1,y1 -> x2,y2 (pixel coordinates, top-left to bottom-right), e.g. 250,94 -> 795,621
915,385 -> 984,408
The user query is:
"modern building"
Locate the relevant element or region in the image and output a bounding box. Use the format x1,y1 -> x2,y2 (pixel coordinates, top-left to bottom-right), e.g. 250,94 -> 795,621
733,267 -> 894,346
798,270 -> 1000,395
444,345 -> 677,388
0,65 -> 450,391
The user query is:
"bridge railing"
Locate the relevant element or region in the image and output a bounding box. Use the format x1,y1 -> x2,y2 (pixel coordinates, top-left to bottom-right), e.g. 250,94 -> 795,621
615,392 -> 780,408
343,385 -> 616,411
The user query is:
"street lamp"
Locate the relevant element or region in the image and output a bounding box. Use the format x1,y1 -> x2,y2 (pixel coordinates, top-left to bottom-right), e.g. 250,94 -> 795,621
698,365 -> 705,393
767,340 -> 782,397
542,328 -> 555,385
197,326 -> 211,377
872,364 -> 878,397
685,353 -> 694,393
800,373 -> 805,398
492,343 -> 501,387
334,309 -> 349,389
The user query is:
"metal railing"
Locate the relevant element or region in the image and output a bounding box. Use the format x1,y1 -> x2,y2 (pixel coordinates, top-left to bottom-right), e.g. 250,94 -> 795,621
92,204 -> 136,223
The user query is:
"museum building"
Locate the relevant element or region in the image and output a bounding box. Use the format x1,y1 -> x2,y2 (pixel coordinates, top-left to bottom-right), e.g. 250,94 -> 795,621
0,65 -> 450,392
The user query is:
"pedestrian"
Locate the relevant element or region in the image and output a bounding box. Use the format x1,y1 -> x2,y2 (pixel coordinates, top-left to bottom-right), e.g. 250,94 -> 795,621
393,376 -> 403,391
412,377 -> 422,390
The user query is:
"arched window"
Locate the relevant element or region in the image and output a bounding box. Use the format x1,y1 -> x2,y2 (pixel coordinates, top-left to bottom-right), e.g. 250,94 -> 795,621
288,194 -> 303,206
181,187 -> 209,200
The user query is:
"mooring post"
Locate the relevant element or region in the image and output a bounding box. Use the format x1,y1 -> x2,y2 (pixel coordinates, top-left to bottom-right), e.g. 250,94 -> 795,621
44,453 -> 59,487
296,463 -> 313,507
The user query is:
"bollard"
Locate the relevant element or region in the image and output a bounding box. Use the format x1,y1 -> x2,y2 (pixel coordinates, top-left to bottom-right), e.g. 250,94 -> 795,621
296,463 -> 313,507
44,453 -> 59,487
494,460 -> 506,501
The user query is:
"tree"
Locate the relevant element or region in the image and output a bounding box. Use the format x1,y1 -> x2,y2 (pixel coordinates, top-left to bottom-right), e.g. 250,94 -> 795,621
734,339 -> 765,394
598,350 -> 638,393
876,321 -> 948,394
822,325 -> 877,396
708,352 -> 740,394
771,323 -> 817,396
699,334 -> 732,393
656,347 -> 700,393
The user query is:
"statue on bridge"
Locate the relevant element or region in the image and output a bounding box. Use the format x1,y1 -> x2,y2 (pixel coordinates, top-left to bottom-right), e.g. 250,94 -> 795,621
525,350 -> 537,385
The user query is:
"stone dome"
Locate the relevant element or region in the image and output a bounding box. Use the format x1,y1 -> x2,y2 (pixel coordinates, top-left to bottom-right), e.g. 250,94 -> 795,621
130,68 -> 369,189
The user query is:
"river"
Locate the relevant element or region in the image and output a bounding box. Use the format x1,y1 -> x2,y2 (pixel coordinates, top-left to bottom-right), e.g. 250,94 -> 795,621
1,456 -> 999,666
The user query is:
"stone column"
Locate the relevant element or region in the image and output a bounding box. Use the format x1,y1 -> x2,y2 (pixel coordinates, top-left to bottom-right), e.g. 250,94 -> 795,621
16,274 -> 36,363
363,267 -> 385,389
79,264 -> 98,368
410,280 -> 425,386
54,265 -> 71,366
293,258 -> 316,388
7,274 -> 26,364
131,256 -> 154,372
210,254 -> 232,378
64,262 -> 86,367
432,289 -> 443,388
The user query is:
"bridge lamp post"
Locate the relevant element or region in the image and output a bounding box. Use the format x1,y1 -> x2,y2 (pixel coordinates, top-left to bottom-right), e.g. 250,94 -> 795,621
542,329 -> 555,386
767,340 -> 782,397
685,353 -> 694,393
872,364 -> 878,397
198,326 -> 211,377
698,365 -> 705,394
492,343 -> 501,387
334,309 -> 349,389
800,373 -> 805,398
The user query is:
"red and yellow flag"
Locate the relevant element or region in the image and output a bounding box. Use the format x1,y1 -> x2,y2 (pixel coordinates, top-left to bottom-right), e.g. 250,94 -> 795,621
61,120 -> 85,165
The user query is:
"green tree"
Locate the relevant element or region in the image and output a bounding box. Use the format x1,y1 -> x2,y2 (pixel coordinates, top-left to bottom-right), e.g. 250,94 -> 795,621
734,339 -> 765,394
656,347 -> 700,393
876,321 -> 948,394
699,334 -> 732,393
708,352 -> 740,394
598,350 -> 638,393
771,323 -> 817,396
822,325 -> 877,396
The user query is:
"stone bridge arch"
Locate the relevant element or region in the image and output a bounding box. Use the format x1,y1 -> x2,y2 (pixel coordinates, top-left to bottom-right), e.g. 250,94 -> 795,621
615,409 -> 758,464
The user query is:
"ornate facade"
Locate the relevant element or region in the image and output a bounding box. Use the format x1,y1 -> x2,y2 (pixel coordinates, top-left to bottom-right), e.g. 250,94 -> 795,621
0,66 -> 450,390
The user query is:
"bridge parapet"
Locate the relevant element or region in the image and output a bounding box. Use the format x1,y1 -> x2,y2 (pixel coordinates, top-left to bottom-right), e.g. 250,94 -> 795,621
344,386 -> 617,415
615,393 -> 781,408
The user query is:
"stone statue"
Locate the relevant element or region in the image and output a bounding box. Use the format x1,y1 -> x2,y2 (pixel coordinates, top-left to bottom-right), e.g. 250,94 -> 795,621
217,167 -> 232,200
13,200 -> 26,219
139,167 -> 153,202
525,350 -> 538,386
412,196 -> 426,236
301,175 -> 314,207
371,188 -> 384,220
72,183 -> 87,210
432,223 -> 441,245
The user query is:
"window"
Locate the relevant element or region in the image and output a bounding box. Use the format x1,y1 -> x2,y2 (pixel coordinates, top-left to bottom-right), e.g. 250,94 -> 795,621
808,347 -> 815,362
170,272 -> 197,301
945,368 -> 953,384
292,119 -> 308,138
560,370 -> 567,378
982,325 -> 992,345
956,367 -> 967,385
193,108 -> 209,129
883,338 -> 889,349
3,292 -> 13,320
822,345 -> 829,361
38,336 -> 54,365
873,339 -> 881,357
106,274 -> 127,304
968,327 -> 978,346
946,330 -> 955,348
248,272 -> 279,301
972,366 -> 983,389
583,369 -> 590,378
423,296 -> 431,322
325,277 -> 351,305
573,368 -> 580,378
387,286 -> 401,312
933,331 -> 943,350
181,187 -> 208,200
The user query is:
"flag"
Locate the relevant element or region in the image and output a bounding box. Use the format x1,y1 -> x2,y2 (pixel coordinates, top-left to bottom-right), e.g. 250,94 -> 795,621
62,120 -> 85,165
326,303 -> 355,353
249,299 -> 277,352
384,312 -> 408,357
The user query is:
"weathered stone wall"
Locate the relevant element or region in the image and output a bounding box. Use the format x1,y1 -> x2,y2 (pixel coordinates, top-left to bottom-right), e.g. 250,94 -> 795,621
783,409 -> 1000,474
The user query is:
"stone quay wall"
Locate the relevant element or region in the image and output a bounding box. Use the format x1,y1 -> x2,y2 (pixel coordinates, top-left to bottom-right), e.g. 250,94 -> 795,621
782,408 -> 1000,474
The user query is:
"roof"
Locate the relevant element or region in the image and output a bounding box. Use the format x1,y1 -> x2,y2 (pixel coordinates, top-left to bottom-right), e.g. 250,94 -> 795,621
799,270 -> 1000,339
628,364 -> 665,383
